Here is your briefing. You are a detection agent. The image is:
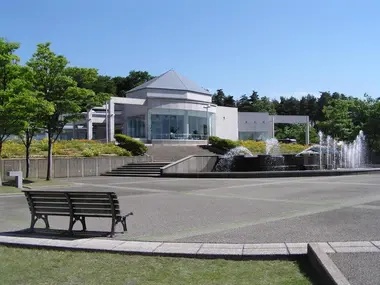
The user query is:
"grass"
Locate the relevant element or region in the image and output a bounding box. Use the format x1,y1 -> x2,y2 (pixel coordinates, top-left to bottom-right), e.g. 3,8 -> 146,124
0,247 -> 316,285
0,185 -> 21,194
0,178 -> 72,193
2,139 -> 131,158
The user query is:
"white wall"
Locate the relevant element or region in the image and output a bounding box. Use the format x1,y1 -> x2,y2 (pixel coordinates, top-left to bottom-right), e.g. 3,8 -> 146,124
215,106 -> 238,140
238,112 -> 272,133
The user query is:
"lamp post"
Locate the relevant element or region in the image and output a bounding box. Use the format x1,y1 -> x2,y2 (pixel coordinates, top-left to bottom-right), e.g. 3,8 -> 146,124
203,104 -> 211,139
105,101 -> 109,143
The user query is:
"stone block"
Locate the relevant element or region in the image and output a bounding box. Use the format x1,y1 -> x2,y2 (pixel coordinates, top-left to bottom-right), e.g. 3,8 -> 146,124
202,243 -> 243,249
329,241 -> 373,247
333,246 -> 380,253
243,248 -> 289,256
197,247 -> 243,256
75,238 -> 125,250
114,241 -> 162,253
316,242 -> 335,253
244,243 -> 286,249
153,242 -> 202,254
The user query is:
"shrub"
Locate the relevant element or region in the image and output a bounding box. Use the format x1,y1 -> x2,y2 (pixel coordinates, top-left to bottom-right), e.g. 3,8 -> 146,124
114,134 -> 148,156
208,136 -> 239,150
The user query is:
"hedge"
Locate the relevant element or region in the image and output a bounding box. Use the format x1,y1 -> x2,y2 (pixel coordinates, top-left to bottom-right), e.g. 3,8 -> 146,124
114,134 -> 148,156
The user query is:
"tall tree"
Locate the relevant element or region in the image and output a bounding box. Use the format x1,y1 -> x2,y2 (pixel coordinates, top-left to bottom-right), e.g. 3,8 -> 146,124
113,70 -> 154,97
27,43 -> 110,180
212,89 -> 226,106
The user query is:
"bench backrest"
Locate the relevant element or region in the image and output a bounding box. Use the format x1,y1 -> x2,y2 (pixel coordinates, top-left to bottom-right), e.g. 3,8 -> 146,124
23,191 -> 121,218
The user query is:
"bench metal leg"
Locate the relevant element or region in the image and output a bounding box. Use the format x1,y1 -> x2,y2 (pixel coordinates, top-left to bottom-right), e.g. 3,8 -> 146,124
69,216 -> 87,233
30,214 -> 50,231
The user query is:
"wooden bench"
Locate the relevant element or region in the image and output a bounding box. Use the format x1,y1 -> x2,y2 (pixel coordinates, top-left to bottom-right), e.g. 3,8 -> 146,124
23,190 -> 133,237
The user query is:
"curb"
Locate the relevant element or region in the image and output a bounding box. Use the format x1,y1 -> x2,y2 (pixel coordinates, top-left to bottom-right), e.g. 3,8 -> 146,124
308,243 -> 350,285
161,168 -> 380,178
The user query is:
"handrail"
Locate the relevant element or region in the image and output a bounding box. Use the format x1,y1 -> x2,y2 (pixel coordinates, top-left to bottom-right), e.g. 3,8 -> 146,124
160,155 -> 219,173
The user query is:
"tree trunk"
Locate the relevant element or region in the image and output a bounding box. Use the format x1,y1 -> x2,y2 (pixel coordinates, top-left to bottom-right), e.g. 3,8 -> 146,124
0,142 -> 2,186
46,135 -> 53,181
25,144 -> 30,178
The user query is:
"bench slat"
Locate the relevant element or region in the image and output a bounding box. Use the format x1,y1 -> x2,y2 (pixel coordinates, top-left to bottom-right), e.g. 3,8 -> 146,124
34,207 -> 70,213
74,209 -> 119,215
72,204 -> 118,209
33,202 -> 70,208
70,198 -> 119,204
30,198 -> 68,203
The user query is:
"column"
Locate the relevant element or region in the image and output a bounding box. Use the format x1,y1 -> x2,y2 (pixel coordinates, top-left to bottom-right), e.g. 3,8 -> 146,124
123,105 -> 128,135
146,109 -> 152,141
184,110 -> 189,139
86,110 -> 93,140
72,122 -> 76,139
108,99 -> 115,141
305,118 -> 310,145
271,116 -> 275,138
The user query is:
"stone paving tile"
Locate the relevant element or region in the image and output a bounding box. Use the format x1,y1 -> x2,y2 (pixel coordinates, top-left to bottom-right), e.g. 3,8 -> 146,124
286,242 -> 308,248
287,247 -> 307,255
244,243 -> 286,249
75,239 -> 125,250
316,242 -> 335,253
197,247 -> 243,256
243,248 -> 289,256
329,241 -> 373,247
333,246 -> 380,253
201,243 -> 243,249
0,236 -> 50,246
153,243 -> 202,254
114,241 -> 163,253
43,238 -> 94,248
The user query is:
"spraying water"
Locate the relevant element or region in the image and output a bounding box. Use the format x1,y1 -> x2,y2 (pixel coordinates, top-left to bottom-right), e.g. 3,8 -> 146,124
265,138 -> 282,156
318,131 -> 323,170
215,146 -> 253,172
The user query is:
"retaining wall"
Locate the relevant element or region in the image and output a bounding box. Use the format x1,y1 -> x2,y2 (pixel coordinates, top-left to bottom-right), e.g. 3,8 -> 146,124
0,156 -> 152,180
160,155 -> 218,174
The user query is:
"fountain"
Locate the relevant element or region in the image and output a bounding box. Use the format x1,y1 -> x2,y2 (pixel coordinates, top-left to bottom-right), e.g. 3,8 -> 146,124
214,130 -> 369,172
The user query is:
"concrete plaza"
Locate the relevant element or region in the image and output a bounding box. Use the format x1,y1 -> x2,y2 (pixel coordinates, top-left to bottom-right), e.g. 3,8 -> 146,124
1,174 -> 380,243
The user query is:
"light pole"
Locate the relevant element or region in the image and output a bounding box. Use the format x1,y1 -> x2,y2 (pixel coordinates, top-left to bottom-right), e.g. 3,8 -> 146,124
105,101 -> 109,143
203,104 -> 211,139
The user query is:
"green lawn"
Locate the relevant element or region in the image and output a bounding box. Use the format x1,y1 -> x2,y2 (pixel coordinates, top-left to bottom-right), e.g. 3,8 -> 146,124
0,246 -> 317,285
0,185 -> 21,194
0,178 -> 72,193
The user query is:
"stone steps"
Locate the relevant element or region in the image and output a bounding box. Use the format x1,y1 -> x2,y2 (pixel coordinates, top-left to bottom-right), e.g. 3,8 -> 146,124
147,145 -> 217,162
101,162 -> 170,177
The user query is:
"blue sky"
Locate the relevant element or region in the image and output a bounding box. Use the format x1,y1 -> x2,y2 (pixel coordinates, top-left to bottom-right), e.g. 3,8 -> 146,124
1,0 -> 379,99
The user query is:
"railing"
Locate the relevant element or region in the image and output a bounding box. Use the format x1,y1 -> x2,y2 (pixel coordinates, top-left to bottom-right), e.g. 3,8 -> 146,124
152,133 -> 209,140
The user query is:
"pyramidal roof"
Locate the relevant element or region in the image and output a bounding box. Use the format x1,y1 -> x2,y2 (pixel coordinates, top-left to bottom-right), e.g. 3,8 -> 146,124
126,70 -> 211,95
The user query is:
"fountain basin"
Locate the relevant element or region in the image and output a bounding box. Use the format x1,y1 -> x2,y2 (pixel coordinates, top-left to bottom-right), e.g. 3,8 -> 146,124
231,154 -> 321,172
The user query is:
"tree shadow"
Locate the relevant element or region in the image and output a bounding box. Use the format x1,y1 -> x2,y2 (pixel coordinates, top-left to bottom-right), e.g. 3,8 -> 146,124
296,256 -> 323,285
0,228 -> 111,240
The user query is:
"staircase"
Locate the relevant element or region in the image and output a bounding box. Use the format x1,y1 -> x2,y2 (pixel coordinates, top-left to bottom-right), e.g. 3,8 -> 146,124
102,145 -> 218,177
146,145 -> 217,162
101,162 -> 170,177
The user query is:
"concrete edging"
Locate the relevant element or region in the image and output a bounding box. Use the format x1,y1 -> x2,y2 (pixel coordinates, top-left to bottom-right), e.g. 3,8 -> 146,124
160,168 -> 380,178
307,243 -> 350,285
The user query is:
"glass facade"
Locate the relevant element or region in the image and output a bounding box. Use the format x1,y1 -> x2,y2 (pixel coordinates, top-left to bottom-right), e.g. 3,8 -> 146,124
239,131 -> 268,141
127,115 -> 145,138
148,108 -> 215,140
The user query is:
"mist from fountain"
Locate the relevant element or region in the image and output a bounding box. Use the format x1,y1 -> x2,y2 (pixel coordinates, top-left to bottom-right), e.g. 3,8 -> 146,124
318,131 -> 323,170
215,146 -> 253,172
265,138 -> 282,156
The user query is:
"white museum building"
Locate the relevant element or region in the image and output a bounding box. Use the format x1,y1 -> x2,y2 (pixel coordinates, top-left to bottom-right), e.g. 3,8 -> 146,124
65,70 -> 310,144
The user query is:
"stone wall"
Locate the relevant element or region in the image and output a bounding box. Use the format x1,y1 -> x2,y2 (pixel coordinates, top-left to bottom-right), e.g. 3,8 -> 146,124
0,156 -> 152,180
161,155 -> 218,174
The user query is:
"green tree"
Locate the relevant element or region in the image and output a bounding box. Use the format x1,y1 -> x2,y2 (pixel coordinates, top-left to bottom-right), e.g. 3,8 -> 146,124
317,99 -> 354,141
113,70 -> 154,97
275,124 -> 319,145
27,43 -> 110,180
212,89 -> 226,106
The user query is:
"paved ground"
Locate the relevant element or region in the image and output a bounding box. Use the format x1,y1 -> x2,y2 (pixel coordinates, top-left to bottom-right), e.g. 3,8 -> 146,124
330,252 -> 380,285
2,174 -> 380,244
2,174 -> 380,283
